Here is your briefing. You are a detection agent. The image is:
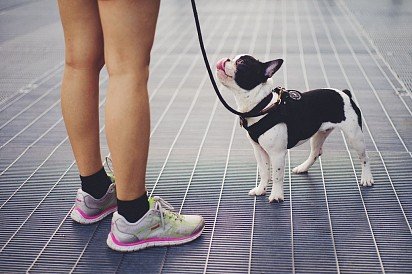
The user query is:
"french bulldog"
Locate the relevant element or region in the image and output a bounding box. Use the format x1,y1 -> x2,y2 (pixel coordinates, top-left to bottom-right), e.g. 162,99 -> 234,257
216,54 -> 374,202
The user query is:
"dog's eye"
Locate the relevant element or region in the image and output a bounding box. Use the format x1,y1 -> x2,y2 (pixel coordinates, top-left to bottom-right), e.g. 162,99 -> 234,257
236,59 -> 244,65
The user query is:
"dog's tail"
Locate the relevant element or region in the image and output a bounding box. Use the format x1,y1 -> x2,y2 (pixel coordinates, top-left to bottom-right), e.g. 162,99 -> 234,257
342,89 -> 352,98
343,89 -> 362,130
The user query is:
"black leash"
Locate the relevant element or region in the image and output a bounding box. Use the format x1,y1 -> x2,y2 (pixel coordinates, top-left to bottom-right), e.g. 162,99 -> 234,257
191,0 -> 278,118
190,0 -> 243,116
191,0 -> 301,121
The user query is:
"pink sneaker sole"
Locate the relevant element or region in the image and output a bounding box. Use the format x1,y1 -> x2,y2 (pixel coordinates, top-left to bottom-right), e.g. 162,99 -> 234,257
106,226 -> 204,252
71,205 -> 117,224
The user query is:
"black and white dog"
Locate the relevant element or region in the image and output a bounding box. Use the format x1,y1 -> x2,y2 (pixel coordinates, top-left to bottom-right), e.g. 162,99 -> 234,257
216,55 -> 374,202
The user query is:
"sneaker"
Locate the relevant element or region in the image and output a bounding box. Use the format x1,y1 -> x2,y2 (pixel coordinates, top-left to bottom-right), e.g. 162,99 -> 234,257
107,196 -> 205,252
71,174 -> 117,224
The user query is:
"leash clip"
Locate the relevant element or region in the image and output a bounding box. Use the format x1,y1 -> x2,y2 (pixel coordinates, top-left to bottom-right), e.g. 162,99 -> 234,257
271,86 -> 286,105
276,86 -> 286,105
239,116 -> 247,128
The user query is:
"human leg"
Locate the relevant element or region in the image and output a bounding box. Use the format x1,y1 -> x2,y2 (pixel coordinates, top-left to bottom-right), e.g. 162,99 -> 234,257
98,0 -> 204,251
98,0 -> 159,203
58,0 -> 116,223
58,0 -> 105,176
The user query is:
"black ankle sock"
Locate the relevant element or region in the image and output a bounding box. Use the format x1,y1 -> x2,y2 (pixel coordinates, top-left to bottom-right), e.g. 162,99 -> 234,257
117,193 -> 149,223
80,167 -> 112,199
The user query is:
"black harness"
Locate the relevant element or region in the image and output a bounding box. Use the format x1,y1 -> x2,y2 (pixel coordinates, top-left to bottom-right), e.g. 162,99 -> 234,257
240,87 -> 303,148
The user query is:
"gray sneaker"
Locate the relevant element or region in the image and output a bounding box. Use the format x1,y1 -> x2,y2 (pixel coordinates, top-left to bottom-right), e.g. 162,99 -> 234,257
107,196 -> 205,252
71,179 -> 117,224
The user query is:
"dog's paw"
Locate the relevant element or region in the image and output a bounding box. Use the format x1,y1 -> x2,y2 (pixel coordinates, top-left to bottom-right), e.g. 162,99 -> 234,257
269,192 -> 284,203
269,182 -> 284,202
292,163 -> 310,174
249,186 -> 266,196
360,171 -> 374,187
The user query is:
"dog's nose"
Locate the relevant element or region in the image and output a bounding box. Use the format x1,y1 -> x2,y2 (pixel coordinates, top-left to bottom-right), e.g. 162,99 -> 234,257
226,58 -> 230,62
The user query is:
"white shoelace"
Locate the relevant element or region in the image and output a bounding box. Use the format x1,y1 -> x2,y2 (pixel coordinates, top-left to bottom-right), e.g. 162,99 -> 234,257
152,196 -> 181,228
105,156 -> 114,174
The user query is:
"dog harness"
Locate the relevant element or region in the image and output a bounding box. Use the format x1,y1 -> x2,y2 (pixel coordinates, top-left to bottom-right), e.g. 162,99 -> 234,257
240,87 -> 302,148
240,88 -> 347,149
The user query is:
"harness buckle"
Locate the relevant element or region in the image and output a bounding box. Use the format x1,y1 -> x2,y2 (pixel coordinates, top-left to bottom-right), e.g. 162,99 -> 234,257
271,86 -> 286,106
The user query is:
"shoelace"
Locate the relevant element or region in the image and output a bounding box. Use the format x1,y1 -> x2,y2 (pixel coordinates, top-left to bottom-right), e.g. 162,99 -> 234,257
105,156 -> 114,174
152,196 -> 182,228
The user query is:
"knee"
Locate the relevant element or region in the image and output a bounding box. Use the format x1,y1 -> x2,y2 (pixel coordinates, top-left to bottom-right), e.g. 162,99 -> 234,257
106,64 -> 150,85
104,52 -> 151,84
64,42 -> 105,72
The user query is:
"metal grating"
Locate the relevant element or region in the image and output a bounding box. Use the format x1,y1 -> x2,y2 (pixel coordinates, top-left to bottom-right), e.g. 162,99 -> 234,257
0,0 -> 411,273
344,0 -> 412,94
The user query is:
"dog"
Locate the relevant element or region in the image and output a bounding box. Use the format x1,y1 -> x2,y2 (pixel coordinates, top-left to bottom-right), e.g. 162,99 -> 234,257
216,54 -> 374,202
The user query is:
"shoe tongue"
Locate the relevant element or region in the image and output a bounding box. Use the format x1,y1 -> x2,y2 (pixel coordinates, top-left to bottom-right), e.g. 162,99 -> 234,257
148,197 -> 156,209
107,173 -> 115,183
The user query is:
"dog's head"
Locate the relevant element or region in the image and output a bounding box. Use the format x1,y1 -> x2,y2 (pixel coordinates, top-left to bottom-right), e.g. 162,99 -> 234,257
216,54 -> 283,94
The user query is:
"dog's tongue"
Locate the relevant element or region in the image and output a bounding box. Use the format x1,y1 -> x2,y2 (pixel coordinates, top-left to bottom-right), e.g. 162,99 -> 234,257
216,58 -> 227,71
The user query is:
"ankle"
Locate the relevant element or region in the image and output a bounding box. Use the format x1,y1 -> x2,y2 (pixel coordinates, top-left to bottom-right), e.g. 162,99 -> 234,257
80,167 -> 112,199
117,192 -> 149,223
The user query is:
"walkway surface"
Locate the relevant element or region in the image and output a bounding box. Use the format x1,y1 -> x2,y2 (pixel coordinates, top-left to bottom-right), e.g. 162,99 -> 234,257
1,0 -> 411,273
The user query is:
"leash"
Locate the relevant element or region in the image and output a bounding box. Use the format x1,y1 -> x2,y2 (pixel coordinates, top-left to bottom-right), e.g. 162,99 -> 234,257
190,0 -> 303,121
191,0 -> 283,119
190,0 -> 242,116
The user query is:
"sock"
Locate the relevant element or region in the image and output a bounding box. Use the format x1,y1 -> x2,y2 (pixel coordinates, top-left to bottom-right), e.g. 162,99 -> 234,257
80,167 -> 112,199
117,192 -> 149,223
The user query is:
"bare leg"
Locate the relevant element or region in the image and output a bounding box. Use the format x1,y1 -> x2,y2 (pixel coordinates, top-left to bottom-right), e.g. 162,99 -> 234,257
249,142 -> 271,196
58,0 -> 104,176
292,129 -> 333,174
98,0 -> 160,201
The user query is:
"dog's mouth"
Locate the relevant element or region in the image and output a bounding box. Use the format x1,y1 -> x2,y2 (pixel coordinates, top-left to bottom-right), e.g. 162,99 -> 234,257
216,58 -> 232,78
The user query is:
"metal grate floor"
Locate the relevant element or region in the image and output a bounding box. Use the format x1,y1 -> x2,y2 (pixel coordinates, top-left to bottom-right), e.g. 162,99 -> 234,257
1,0 -> 411,273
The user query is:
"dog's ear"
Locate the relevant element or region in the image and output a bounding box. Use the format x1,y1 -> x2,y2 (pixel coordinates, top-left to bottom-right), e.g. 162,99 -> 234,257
263,59 -> 283,79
